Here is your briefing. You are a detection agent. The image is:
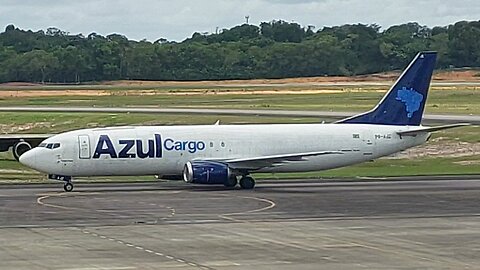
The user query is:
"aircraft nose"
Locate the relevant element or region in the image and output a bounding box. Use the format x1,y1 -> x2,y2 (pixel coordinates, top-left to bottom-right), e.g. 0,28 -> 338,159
19,148 -> 37,169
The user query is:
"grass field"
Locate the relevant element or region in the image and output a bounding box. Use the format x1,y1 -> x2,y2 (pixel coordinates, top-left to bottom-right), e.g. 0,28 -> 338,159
0,112 -> 325,134
0,87 -> 479,115
0,81 -> 479,183
260,155 -> 480,179
0,112 -> 479,183
1,111 -> 478,139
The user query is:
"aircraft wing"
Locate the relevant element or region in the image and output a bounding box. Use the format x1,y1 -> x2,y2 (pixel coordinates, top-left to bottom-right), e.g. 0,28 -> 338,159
214,151 -> 343,171
0,134 -> 52,152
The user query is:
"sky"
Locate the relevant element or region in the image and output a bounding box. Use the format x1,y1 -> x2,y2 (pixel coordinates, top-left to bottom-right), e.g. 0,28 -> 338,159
0,0 -> 479,41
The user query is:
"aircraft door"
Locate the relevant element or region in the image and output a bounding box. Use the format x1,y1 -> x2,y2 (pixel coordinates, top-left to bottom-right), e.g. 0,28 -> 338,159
362,130 -> 375,157
78,135 -> 91,159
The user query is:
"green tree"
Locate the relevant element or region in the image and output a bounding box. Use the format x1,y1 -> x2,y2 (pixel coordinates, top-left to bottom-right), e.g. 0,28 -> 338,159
54,46 -> 90,83
448,21 -> 480,67
379,22 -> 431,68
19,50 -> 59,83
260,20 -> 307,43
1,20 -> 480,83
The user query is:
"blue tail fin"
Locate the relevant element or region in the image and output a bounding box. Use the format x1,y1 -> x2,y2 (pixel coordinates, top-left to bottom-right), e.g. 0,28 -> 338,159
339,51 -> 437,126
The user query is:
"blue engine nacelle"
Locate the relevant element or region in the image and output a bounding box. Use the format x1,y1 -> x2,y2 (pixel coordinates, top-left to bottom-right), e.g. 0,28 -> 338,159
183,161 -> 231,185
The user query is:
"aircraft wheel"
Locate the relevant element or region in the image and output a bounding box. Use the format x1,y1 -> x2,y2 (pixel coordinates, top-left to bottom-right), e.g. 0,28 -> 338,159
63,182 -> 74,192
239,176 -> 255,190
224,176 -> 238,188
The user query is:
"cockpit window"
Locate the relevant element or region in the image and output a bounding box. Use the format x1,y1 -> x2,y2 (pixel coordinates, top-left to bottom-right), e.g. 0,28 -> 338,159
40,143 -> 61,149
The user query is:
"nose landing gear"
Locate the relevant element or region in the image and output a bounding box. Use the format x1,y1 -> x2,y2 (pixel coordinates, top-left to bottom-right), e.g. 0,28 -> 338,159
48,174 -> 74,192
63,182 -> 74,192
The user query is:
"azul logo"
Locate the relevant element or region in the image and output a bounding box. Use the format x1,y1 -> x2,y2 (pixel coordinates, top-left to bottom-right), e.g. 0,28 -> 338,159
93,134 -> 206,159
395,86 -> 424,118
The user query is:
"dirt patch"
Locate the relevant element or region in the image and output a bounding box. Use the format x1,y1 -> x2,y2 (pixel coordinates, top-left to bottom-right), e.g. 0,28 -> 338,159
454,160 -> 480,165
1,69 -> 479,88
100,70 -> 480,86
0,88 -> 389,98
0,82 -> 41,87
102,75 -> 397,87
0,70 -> 477,98
390,140 -> 480,159
434,70 -> 480,81
0,169 -> 27,174
0,90 -> 110,98
0,122 -> 53,133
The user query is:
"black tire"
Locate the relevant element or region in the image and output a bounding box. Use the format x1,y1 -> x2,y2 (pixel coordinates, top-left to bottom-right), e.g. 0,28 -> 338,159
224,176 -> 238,187
239,176 -> 255,190
64,183 -> 74,192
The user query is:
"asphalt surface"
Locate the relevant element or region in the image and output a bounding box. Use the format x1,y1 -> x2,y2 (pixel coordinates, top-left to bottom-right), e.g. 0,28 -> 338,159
1,177 -> 479,269
1,106 -> 479,124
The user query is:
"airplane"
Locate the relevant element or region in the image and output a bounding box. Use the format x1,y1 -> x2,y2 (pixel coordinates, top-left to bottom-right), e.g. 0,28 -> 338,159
17,51 -> 469,192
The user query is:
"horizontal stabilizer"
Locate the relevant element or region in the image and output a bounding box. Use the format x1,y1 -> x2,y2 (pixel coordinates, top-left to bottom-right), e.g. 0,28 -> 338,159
396,123 -> 471,136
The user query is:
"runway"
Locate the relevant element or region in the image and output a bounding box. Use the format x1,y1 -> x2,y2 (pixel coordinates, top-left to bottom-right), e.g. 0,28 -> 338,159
1,178 -> 479,269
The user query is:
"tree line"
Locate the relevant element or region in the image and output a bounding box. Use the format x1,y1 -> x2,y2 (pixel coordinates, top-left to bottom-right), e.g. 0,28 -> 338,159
0,20 -> 479,83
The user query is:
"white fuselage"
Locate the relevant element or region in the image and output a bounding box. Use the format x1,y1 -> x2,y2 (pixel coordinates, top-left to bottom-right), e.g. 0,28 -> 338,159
20,123 -> 428,177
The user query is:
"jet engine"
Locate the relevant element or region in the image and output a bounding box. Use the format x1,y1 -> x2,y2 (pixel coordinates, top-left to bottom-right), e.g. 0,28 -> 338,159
13,141 -> 32,161
183,161 -> 233,185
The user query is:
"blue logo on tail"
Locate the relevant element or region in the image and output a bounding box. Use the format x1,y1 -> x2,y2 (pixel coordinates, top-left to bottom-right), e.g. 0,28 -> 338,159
396,87 -> 424,118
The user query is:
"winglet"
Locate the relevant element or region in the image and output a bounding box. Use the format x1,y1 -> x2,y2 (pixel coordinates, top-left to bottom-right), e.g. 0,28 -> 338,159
339,51 -> 437,126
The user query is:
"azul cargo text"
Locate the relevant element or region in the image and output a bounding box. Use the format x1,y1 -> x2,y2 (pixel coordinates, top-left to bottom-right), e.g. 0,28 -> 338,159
93,134 -> 206,159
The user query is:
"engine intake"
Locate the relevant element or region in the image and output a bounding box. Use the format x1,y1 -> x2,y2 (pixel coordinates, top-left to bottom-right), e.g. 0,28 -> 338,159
183,161 -> 231,185
13,141 -> 32,161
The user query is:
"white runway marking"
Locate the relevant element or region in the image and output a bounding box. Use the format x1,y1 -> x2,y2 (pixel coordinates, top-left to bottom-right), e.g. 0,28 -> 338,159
81,229 -> 211,269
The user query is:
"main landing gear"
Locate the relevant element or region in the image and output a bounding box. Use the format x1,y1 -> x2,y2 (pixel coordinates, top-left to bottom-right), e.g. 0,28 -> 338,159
239,176 -> 255,190
224,175 -> 238,188
223,175 -> 256,190
48,174 -> 74,192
